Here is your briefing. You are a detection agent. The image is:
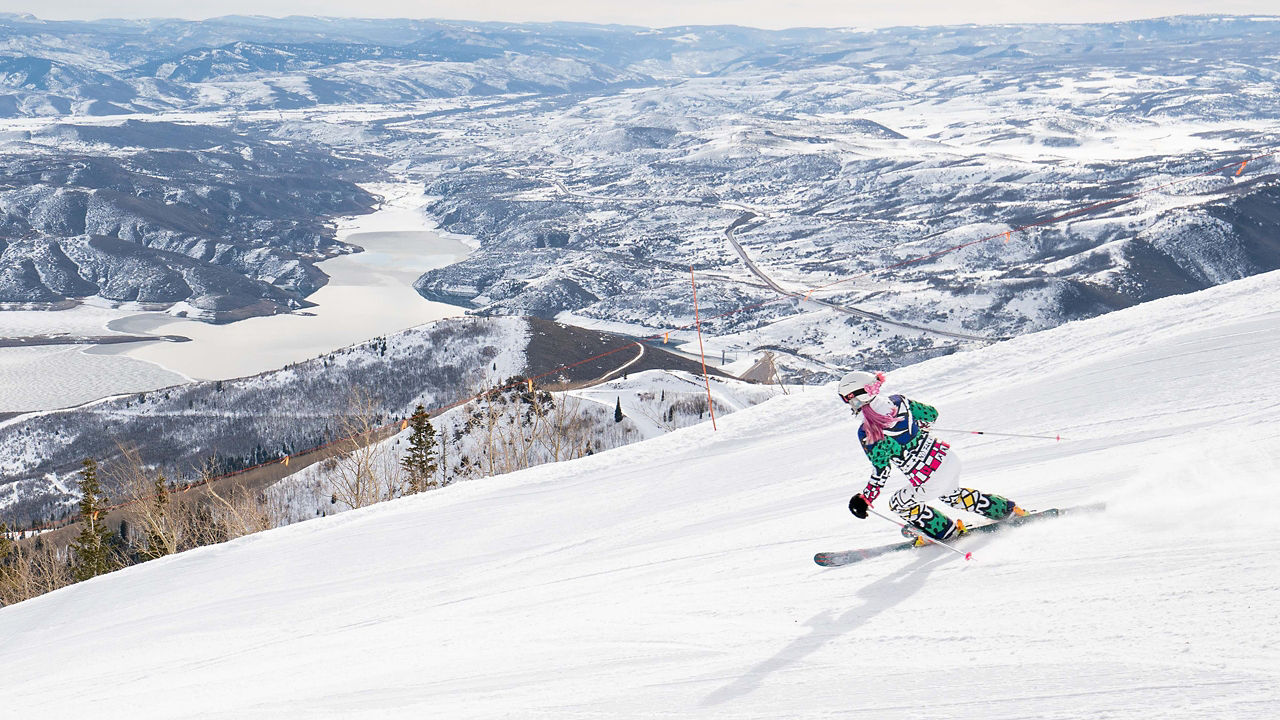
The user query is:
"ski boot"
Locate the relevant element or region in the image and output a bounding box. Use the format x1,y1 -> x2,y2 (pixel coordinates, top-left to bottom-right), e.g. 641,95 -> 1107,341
901,509 -> 966,546
944,488 -> 1027,522
983,494 -> 1024,521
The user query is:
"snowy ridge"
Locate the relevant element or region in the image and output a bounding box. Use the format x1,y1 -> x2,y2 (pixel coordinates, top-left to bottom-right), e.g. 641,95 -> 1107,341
265,369 -> 778,524
0,316 -> 530,523
1,271 -> 1277,716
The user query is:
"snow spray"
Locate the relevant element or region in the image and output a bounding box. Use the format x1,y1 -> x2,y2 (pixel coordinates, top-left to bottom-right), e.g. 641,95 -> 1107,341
867,507 -> 973,561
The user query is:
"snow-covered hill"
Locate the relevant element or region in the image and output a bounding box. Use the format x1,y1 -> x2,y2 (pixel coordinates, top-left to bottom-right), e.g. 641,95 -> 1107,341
1,271 -> 1278,716
266,369 -> 779,523
0,120 -> 378,314
0,314 -> 736,525
5,15 -> 1280,382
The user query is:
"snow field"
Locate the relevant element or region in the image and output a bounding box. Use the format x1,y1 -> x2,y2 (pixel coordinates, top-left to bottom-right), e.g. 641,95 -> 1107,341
0,303 -> 139,337
1,272 -> 1279,717
0,303 -> 190,412
0,344 -> 187,412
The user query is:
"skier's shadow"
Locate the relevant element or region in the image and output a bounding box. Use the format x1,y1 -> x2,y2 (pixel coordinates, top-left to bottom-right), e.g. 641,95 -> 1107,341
701,550 -> 953,707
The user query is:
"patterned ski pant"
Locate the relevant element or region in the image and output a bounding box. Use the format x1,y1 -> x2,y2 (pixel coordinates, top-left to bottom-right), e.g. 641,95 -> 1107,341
887,448 -> 1018,540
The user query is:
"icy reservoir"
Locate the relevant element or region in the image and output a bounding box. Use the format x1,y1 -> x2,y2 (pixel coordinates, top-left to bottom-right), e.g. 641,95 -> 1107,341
0,184 -> 471,412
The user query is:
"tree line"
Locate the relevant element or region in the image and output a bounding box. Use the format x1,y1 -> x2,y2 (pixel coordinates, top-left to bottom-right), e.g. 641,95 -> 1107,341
1,373 -> 754,607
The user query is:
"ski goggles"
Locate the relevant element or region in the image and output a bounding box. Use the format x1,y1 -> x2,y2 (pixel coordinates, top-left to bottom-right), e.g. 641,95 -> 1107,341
841,389 -> 870,406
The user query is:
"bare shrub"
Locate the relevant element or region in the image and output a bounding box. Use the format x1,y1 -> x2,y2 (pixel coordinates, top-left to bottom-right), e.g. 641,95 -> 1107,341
205,482 -> 276,541
329,388 -> 406,510
539,393 -> 595,462
173,499 -> 225,551
112,445 -> 181,560
0,541 -> 73,606
452,381 -> 607,481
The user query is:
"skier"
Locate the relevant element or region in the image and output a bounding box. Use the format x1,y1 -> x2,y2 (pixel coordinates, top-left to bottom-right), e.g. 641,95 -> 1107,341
839,370 -> 1025,544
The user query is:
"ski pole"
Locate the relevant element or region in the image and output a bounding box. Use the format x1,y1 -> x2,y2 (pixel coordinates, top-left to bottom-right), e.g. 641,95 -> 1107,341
867,507 -> 973,561
935,428 -> 1063,441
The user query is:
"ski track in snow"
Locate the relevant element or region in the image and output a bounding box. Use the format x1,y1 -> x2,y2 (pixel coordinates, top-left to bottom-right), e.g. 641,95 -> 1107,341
2,272 -> 1280,717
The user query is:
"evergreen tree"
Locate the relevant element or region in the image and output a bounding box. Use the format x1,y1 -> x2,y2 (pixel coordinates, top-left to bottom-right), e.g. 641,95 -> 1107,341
71,458 -> 115,582
401,405 -> 439,494
614,397 -> 624,423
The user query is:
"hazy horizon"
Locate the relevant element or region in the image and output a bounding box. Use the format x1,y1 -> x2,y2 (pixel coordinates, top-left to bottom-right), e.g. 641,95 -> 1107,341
2,2 -> 1279,31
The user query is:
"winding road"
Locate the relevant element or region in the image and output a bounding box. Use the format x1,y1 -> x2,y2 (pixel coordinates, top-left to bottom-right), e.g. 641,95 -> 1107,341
723,213 -> 1005,343
533,166 -> 1005,344
589,342 -> 645,385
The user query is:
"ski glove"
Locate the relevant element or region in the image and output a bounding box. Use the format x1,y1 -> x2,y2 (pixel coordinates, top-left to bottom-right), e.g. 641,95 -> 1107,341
849,494 -> 869,519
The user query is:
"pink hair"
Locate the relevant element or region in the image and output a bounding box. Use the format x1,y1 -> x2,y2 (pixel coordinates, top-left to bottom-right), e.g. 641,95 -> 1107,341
858,372 -> 892,443
860,401 -> 896,444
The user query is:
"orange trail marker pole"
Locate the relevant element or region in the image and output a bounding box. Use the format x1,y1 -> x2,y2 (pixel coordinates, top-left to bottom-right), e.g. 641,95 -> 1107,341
1237,160 -> 1247,176
690,266 -> 718,431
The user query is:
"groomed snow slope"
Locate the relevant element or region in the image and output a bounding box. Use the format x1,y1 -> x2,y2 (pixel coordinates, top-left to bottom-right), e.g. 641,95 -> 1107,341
3,272 -> 1280,718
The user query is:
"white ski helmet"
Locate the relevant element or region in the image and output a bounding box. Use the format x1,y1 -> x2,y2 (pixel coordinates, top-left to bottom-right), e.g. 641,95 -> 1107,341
837,370 -> 885,406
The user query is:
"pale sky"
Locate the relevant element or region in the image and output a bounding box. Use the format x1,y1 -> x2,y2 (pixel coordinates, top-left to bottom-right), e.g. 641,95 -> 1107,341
2,1 -> 1278,30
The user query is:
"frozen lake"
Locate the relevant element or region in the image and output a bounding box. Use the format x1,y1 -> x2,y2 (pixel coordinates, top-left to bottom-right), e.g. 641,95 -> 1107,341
103,227 -> 470,380
0,184 -> 471,412
0,344 -> 188,413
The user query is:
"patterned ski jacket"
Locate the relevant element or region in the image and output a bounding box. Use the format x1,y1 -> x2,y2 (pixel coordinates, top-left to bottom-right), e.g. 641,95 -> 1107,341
857,394 -> 943,504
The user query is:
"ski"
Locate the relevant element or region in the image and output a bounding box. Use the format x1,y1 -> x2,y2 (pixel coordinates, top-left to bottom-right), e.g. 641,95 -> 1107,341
814,502 -> 1106,567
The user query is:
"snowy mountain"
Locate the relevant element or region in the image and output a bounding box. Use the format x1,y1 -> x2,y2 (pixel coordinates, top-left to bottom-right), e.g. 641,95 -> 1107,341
0,119 -> 378,316
2,15 -> 1279,367
1,266 -> 1276,717
0,16 -> 688,115
0,315 -> 728,526
402,16 -> 1280,377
